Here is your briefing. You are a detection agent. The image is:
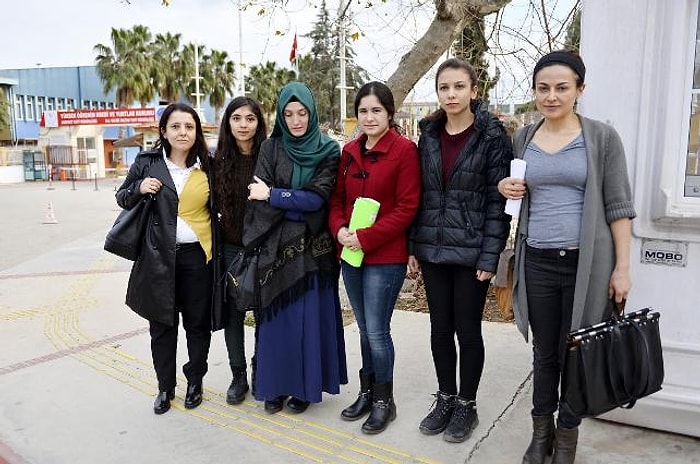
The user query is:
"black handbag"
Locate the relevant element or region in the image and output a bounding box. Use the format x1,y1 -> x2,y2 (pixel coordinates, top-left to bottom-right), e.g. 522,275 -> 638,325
561,307 -> 664,418
104,196 -> 153,261
225,247 -> 261,313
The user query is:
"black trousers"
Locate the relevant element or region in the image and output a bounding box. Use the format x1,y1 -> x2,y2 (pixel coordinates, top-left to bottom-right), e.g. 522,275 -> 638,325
223,243 -> 249,373
525,245 -> 581,429
150,243 -> 212,392
420,261 -> 490,400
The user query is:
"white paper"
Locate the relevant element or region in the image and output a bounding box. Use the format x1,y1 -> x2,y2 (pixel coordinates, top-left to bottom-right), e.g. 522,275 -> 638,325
505,159 -> 527,217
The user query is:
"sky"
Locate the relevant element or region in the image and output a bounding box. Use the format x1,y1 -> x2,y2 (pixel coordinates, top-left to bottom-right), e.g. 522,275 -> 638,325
0,0 -> 577,105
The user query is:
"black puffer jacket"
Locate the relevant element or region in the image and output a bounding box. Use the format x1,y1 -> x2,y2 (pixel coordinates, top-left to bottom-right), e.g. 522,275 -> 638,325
409,100 -> 513,272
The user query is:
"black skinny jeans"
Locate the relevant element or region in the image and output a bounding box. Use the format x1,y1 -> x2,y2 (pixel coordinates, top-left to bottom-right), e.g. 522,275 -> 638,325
150,243 -> 212,392
223,243 -> 249,373
420,261 -> 490,400
525,245 -> 581,429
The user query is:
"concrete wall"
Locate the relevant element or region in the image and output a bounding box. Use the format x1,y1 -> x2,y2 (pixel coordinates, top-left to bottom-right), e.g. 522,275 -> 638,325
581,0 -> 700,437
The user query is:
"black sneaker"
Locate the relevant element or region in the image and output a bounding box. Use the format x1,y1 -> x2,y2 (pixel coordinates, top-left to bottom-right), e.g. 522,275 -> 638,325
419,391 -> 456,435
443,397 -> 478,443
226,368 -> 249,405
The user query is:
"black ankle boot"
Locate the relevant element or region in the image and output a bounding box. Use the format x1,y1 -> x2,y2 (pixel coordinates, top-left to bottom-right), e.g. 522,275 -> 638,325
419,391 -> 456,435
551,425 -> 578,464
361,382 -> 396,434
341,370 -> 374,421
522,414 -> 554,464
226,367 -> 249,405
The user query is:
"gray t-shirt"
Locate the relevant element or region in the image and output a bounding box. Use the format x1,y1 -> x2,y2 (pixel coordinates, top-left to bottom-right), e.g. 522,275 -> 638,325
524,134 -> 587,249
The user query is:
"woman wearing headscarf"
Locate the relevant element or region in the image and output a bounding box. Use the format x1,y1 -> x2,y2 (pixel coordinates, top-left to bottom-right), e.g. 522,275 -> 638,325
244,82 -> 348,414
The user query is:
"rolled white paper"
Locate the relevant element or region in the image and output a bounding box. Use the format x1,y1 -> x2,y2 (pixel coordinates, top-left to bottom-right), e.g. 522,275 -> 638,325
505,159 -> 527,217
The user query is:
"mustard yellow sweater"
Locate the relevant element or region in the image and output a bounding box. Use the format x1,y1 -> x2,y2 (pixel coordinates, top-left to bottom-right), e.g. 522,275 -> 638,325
179,169 -> 212,262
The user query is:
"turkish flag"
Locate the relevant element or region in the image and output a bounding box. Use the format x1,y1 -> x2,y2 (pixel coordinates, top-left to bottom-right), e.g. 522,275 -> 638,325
289,33 -> 297,64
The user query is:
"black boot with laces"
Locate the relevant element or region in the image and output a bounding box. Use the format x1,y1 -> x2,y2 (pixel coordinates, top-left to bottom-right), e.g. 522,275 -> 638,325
226,367 -> 249,405
443,397 -> 478,443
419,391 -> 456,435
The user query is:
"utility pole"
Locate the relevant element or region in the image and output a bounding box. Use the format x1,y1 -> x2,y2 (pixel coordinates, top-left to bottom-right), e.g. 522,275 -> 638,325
236,0 -> 245,96
191,43 -> 205,121
337,0 -> 353,136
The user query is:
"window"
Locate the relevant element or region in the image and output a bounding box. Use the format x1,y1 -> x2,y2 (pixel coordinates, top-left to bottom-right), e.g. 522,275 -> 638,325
15,95 -> 24,120
36,97 -> 45,120
56,98 -> 64,110
685,6 -> 700,197
77,137 -> 97,164
66,98 -> 75,110
82,99 -> 90,109
25,96 -> 35,121
46,98 -> 55,111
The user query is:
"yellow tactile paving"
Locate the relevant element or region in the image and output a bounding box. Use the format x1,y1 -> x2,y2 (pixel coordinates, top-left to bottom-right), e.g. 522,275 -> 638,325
1,256 -> 442,464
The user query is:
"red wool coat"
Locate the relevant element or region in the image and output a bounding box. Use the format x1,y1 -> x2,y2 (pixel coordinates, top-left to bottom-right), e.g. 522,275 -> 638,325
329,128 -> 421,265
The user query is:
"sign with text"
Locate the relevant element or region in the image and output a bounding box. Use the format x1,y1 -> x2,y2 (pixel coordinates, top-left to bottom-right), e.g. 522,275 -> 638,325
641,238 -> 688,267
41,108 -> 157,127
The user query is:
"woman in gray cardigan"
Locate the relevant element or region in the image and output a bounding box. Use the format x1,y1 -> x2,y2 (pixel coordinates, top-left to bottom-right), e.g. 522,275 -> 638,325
498,51 -> 636,464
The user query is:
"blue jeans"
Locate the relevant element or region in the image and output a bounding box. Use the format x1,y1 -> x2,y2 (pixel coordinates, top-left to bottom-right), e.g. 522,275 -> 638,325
341,262 -> 406,384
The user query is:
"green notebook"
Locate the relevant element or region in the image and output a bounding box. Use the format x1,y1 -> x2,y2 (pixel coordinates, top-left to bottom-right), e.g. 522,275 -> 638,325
341,197 -> 381,267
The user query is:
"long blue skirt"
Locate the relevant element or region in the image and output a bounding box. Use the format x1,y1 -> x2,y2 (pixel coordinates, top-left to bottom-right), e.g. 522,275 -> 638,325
254,274 -> 348,403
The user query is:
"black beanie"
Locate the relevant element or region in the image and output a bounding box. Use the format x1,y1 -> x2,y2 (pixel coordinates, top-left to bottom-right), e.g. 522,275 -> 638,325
532,51 -> 586,89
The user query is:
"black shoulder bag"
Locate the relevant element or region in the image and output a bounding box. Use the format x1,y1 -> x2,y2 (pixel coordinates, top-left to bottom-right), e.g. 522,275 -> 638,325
104,195 -> 154,261
561,305 -> 664,418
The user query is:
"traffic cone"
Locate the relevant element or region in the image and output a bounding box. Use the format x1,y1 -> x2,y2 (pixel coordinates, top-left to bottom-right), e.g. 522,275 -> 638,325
43,201 -> 58,224
47,172 -> 55,190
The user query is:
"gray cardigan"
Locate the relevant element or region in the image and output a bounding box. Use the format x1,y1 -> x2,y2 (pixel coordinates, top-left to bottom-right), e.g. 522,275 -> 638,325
512,116 -> 637,341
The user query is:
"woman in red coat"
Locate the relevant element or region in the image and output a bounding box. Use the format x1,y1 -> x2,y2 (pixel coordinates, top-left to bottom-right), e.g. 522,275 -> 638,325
329,81 -> 421,434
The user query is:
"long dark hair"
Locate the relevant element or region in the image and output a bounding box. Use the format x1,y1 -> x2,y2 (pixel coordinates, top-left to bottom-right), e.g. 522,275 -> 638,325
154,102 -> 209,169
213,96 -> 267,225
426,57 -> 479,122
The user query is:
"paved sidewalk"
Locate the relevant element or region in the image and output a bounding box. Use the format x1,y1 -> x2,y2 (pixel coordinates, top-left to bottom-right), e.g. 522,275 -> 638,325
0,180 -> 698,464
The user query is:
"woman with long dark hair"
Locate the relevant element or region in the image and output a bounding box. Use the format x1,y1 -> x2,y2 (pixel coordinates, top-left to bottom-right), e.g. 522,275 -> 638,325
212,96 -> 267,405
116,102 -> 214,415
408,58 -> 512,443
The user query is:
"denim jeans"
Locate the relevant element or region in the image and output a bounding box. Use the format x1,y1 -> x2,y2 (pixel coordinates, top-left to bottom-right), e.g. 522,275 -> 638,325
341,262 -> 406,384
525,245 -> 581,429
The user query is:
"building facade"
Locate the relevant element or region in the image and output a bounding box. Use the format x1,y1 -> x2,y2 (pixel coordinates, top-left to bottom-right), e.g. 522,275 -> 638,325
581,0 -> 700,437
0,66 -> 218,183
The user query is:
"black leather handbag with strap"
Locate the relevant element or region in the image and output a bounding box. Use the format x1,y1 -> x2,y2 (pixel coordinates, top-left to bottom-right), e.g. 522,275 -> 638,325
561,306 -> 664,418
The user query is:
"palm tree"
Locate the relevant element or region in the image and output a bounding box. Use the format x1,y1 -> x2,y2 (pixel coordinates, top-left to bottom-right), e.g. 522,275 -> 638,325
94,25 -> 154,107
201,49 -> 235,124
94,25 -> 153,164
246,61 -> 296,128
151,32 -> 183,103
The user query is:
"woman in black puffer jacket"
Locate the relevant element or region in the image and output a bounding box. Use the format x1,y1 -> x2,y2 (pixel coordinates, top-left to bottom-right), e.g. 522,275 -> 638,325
408,58 -> 513,443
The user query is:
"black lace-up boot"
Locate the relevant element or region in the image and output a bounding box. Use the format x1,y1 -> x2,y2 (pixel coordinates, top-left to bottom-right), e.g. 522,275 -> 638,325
443,397 -> 478,443
226,367 -> 249,405
419,391 -> 456,435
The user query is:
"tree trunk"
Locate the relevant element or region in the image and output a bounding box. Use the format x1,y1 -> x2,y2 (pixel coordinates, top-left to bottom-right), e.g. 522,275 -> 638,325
386,0 -> 512,106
